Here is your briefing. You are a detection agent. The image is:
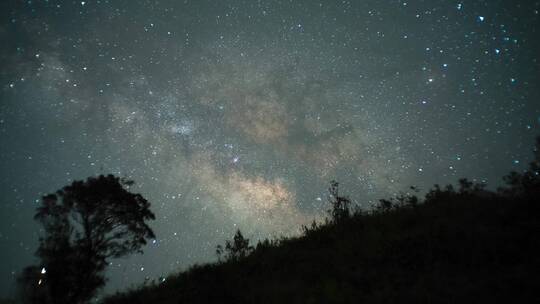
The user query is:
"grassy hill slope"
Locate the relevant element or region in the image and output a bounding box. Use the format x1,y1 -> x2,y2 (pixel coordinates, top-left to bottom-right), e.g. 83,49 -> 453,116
104,185 -> 539,304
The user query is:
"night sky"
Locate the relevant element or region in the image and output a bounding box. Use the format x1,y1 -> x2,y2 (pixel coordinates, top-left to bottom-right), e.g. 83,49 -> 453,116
1,0 -> 539,298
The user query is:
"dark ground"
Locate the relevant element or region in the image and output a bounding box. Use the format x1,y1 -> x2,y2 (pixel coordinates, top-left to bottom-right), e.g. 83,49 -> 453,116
104,181 -> 540,304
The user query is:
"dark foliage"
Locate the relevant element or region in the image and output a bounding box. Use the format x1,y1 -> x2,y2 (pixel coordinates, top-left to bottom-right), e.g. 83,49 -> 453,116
103,137 -> 540,304
216,229 -> 254,262
327,180 -> 352,223
499,136 -> 540,197
18,175 -> 155,304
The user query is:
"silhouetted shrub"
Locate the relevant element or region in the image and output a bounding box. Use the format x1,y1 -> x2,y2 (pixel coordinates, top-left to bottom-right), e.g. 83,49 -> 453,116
327,180 -> 352,222
216,229 -> 254,262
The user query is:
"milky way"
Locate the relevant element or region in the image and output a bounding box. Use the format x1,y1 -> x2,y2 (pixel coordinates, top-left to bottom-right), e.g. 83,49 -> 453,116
1,0 -> 539,298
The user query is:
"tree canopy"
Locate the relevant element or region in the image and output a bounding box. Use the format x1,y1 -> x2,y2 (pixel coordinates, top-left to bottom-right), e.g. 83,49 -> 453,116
20,174 -> 155,304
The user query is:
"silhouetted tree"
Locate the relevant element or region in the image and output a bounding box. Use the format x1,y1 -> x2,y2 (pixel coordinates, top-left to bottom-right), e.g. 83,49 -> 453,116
500,136 -> 540,197
327,180 -> 351,222
216,229 -> 253,262
376,187 -> 420,212
457,178 -> 486,194
425,184 -> 456,203
20,175 -> 155,304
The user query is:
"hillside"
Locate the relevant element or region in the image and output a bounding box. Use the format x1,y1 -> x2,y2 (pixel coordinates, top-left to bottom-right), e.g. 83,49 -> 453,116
104,180 -> 540,304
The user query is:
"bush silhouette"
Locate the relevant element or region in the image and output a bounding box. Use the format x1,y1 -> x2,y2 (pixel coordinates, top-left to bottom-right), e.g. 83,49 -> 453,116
327,180 -> 352,222
216,229 -> 254,262
499,136 -> 540,197
19,174 -> 155,304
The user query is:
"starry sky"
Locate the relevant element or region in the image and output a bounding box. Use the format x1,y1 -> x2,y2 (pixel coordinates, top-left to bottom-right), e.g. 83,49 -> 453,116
1,0 -> 539,298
